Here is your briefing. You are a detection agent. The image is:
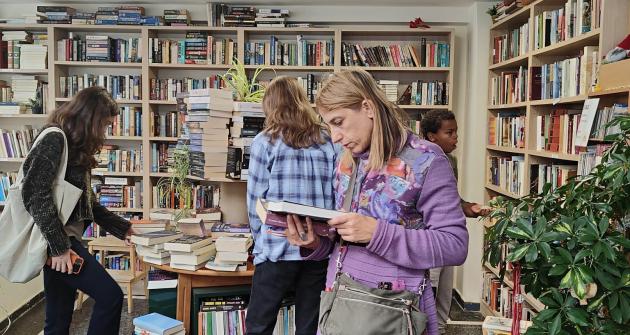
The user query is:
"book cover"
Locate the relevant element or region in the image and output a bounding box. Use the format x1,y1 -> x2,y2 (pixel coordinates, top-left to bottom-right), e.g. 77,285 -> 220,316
255,198 -> 337,237
215,235 -> 252,253
163,235 -> 213,252
130,230 -> 183,246
133,313 -> 184,335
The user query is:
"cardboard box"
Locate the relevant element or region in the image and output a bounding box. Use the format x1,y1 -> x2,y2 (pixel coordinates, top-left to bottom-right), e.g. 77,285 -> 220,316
597,58 -> 630,91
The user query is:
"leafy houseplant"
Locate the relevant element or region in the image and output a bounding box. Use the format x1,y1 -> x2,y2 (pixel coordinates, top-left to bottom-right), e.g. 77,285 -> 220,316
486,2 -> 500,21
155,146 -> 194,222
221,58 -> 267,102
484,114 -> 630,335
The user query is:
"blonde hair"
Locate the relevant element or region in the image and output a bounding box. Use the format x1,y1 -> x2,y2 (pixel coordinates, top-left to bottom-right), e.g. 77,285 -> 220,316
262,76 -> 326,148
316,69 -> 409,171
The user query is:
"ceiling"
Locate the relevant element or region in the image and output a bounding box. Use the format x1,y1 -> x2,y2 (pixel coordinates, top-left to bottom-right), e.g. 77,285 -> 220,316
1,0 -> 495,6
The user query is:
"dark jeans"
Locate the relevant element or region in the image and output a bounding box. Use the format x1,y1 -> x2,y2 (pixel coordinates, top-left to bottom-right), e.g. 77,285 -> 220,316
43,238 -> 123,335
246,260 -> 328,335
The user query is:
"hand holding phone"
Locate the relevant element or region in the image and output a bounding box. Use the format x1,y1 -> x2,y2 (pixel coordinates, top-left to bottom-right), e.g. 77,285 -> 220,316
46,250 -> 84,274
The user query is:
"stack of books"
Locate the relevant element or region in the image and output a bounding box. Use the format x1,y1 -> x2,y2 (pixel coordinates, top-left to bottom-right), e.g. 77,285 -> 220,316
36,6 -> 75,24
230,102 -> 264,181
130,219 -> 169,234
209,222 -> 251,239
131,230 -> 183,265
1,31 -> 31,69
377,80 -> 399,102
133,313 -> 185,335
95,7 -> 119,25
17,44 -> 47,70
185,88 -> 233,179
10,75 -> 39,105
255,8 -> 289,27
164,9 -> 190,26
118,6 -> 145,25
147,269 -> 178,290
220,6 -> 256,27
207,235 -> 252,272
164,235 -> 216,271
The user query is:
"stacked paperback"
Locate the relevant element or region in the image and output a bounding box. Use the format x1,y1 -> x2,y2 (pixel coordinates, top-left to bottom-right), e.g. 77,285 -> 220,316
131,230 -> 183,266
165,235 -> 216,271
230,102 -> 265,180
184,88 -> 233,179
206,235 -> 252,272
255,9 -> 289,27
377,80 -> 399,102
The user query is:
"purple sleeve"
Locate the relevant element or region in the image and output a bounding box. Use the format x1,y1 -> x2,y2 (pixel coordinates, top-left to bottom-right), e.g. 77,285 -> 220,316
300,236 -> 334,261
366,154 -> 468,270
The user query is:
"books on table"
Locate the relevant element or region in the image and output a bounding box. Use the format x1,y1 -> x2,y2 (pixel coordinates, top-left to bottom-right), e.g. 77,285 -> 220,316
131,230 -> 183,246
255,198 -> 338,236
205,258 -> 248,272
147,269 -> 178,290
215,251 -> 248,264
176,217 -> 206,237
163,235 -> 213,253
133,312 -> 184,335
210,222 -> 251,238
214,235 -> 252,253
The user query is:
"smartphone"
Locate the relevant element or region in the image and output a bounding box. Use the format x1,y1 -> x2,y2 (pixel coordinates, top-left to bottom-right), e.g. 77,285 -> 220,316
46,253 -> 84,274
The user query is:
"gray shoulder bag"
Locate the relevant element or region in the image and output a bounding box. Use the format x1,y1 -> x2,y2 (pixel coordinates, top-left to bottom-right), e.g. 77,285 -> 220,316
318,160 -> 429,335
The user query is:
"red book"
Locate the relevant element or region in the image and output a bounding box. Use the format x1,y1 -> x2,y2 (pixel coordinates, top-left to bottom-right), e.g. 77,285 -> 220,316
0,40 -> 7,68
255,198 -> 336,237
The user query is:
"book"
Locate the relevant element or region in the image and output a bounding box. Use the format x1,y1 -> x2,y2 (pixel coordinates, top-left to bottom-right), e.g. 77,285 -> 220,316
134,327 -> 185,335
482,316 -> 531,335
169,249 -> 215,265
205,259 -> 246,272
163,235 -> 213,252
255,198 -> 336,237
176,217 -> 206,237
130,231 -> 183,246
214,235 -> 252,253
133,313 -> 184,335
170,242 -> 216,256
169,262 -> 206,271
210,222 -> 251,238
147,269 -> 178,290
215,251 -> 248,264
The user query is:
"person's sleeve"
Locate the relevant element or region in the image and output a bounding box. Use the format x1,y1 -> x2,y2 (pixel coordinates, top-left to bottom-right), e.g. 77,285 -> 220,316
246,138 -> 270,236
92,188 -> 131,240
366,154 -> 469,269
21,132 -> 71,256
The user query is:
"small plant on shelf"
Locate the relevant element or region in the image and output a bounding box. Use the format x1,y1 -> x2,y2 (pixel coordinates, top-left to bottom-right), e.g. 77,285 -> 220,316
155,145 -> 194,222
484,115 -> 630,334
221,58 -> 267,102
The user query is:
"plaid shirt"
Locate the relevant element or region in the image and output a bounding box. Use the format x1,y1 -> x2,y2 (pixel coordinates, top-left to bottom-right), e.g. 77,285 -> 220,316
247,131 -> 337,265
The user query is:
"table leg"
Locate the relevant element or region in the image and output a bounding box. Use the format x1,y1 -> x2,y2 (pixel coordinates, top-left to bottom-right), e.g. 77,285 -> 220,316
177,273 -> 193,334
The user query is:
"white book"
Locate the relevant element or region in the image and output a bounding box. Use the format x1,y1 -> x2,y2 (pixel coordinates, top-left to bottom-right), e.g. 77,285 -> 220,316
143,255 -> 171,266
169,262 -> 205,271
215,251 -> 248,264
574,98 -> 600,147
263,199 -> 343,221
170,243 -> 216,257
170,249 -> 215,265
215,236 -> 253,253
130,231 -> 183,246
163,235 -> 213,252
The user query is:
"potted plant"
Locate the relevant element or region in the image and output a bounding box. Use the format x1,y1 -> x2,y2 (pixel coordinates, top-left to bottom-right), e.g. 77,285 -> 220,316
486,2 -> 500,22
484,115 -> 630,334
155,146 -> 194,223
221,58 -> 267,103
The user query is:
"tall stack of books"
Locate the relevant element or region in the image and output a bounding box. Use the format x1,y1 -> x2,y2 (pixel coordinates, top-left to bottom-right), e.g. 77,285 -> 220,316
133,313 -> 185,335
71,12 -> 97,25
377,80 -> 399,102
86,35 -> 112,62
17,44 -> 47,70
132,230 -> 184,266
230,102 -> 264,181
165,235 -> 216,271
10,75 -> 39,105
36,6 -> 75,24
207,235 -> 252,272
164,9 -> 191,26
185,88 -> 233,179
255,8 -> 289,27
220,6 -> 256,27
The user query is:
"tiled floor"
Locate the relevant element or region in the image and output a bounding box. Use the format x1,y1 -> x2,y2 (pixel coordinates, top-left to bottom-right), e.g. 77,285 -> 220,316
6,296 -> 483,334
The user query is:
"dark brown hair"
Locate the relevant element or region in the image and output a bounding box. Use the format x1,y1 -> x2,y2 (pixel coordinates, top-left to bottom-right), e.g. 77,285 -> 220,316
262,76 -> 326,148
46,86 -> 119,169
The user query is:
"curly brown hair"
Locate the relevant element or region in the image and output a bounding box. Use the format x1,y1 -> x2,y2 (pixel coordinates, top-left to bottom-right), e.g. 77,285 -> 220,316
46,86 -> 119,169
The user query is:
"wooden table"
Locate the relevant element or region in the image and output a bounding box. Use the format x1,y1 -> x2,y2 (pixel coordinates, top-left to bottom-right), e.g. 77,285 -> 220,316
150,263 -> 254,334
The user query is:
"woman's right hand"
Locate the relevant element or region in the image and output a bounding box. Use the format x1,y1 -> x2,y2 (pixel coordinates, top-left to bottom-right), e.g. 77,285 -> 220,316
286,215 -> 320,250
50,249 -> 79,274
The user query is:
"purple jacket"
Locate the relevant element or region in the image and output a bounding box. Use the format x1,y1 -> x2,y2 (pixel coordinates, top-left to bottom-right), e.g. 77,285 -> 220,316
305,133 -> 468,335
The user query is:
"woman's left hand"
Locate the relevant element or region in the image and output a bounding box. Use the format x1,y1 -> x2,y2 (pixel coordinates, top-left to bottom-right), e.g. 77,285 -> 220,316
328,213 -> 378,243
124,227 -> 136,246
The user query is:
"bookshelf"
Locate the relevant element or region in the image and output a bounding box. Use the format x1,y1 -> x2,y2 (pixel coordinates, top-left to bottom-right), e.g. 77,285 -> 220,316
484,0 -> 630,319
0,23 -> 455,224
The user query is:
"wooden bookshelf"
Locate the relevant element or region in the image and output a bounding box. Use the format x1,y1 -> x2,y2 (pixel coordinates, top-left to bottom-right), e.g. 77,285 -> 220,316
0,24 -> 455,222
483,0 -> 630,319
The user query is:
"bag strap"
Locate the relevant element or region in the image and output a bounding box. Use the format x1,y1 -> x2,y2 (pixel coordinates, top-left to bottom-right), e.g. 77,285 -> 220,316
16,127 -> 70,185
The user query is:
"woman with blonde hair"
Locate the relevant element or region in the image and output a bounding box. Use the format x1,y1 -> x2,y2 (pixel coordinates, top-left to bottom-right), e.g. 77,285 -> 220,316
246,76 -> 337,335
286,69 -> 468,335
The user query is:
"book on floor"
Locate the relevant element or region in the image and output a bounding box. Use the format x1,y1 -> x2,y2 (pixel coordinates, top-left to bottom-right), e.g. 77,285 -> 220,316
255,198 -> 336,236
133,312 -> 184,335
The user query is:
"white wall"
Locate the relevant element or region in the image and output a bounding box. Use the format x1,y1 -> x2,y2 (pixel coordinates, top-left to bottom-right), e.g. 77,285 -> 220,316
0,1 -> 491,318
0,275 -> 43,323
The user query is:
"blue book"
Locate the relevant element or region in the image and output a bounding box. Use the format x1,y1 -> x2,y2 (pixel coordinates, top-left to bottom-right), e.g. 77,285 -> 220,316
133,313 -> 184,335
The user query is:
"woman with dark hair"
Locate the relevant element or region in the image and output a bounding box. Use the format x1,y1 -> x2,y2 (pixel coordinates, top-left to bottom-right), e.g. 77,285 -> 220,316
22,86 -> 133,335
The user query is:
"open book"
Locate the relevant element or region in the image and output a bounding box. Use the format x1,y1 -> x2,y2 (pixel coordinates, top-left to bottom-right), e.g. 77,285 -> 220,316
255,198 -> 343,237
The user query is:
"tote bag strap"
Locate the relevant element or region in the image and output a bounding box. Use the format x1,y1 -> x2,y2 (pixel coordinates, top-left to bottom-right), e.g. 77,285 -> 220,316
15,127 -> 70,185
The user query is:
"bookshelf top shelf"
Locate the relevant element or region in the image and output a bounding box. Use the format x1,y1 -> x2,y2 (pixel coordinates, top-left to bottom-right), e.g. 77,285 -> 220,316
244,65 -> 335,71
340,66 -> 451,72
490,4 -> 532,31
531,29 -> 600,57
340,27 -> 453,35
54,61 -> 142,68
148,63 -> 231,70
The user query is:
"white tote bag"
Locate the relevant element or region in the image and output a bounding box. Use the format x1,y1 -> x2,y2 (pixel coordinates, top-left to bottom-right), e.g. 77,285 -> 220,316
0,127 -> 82,283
